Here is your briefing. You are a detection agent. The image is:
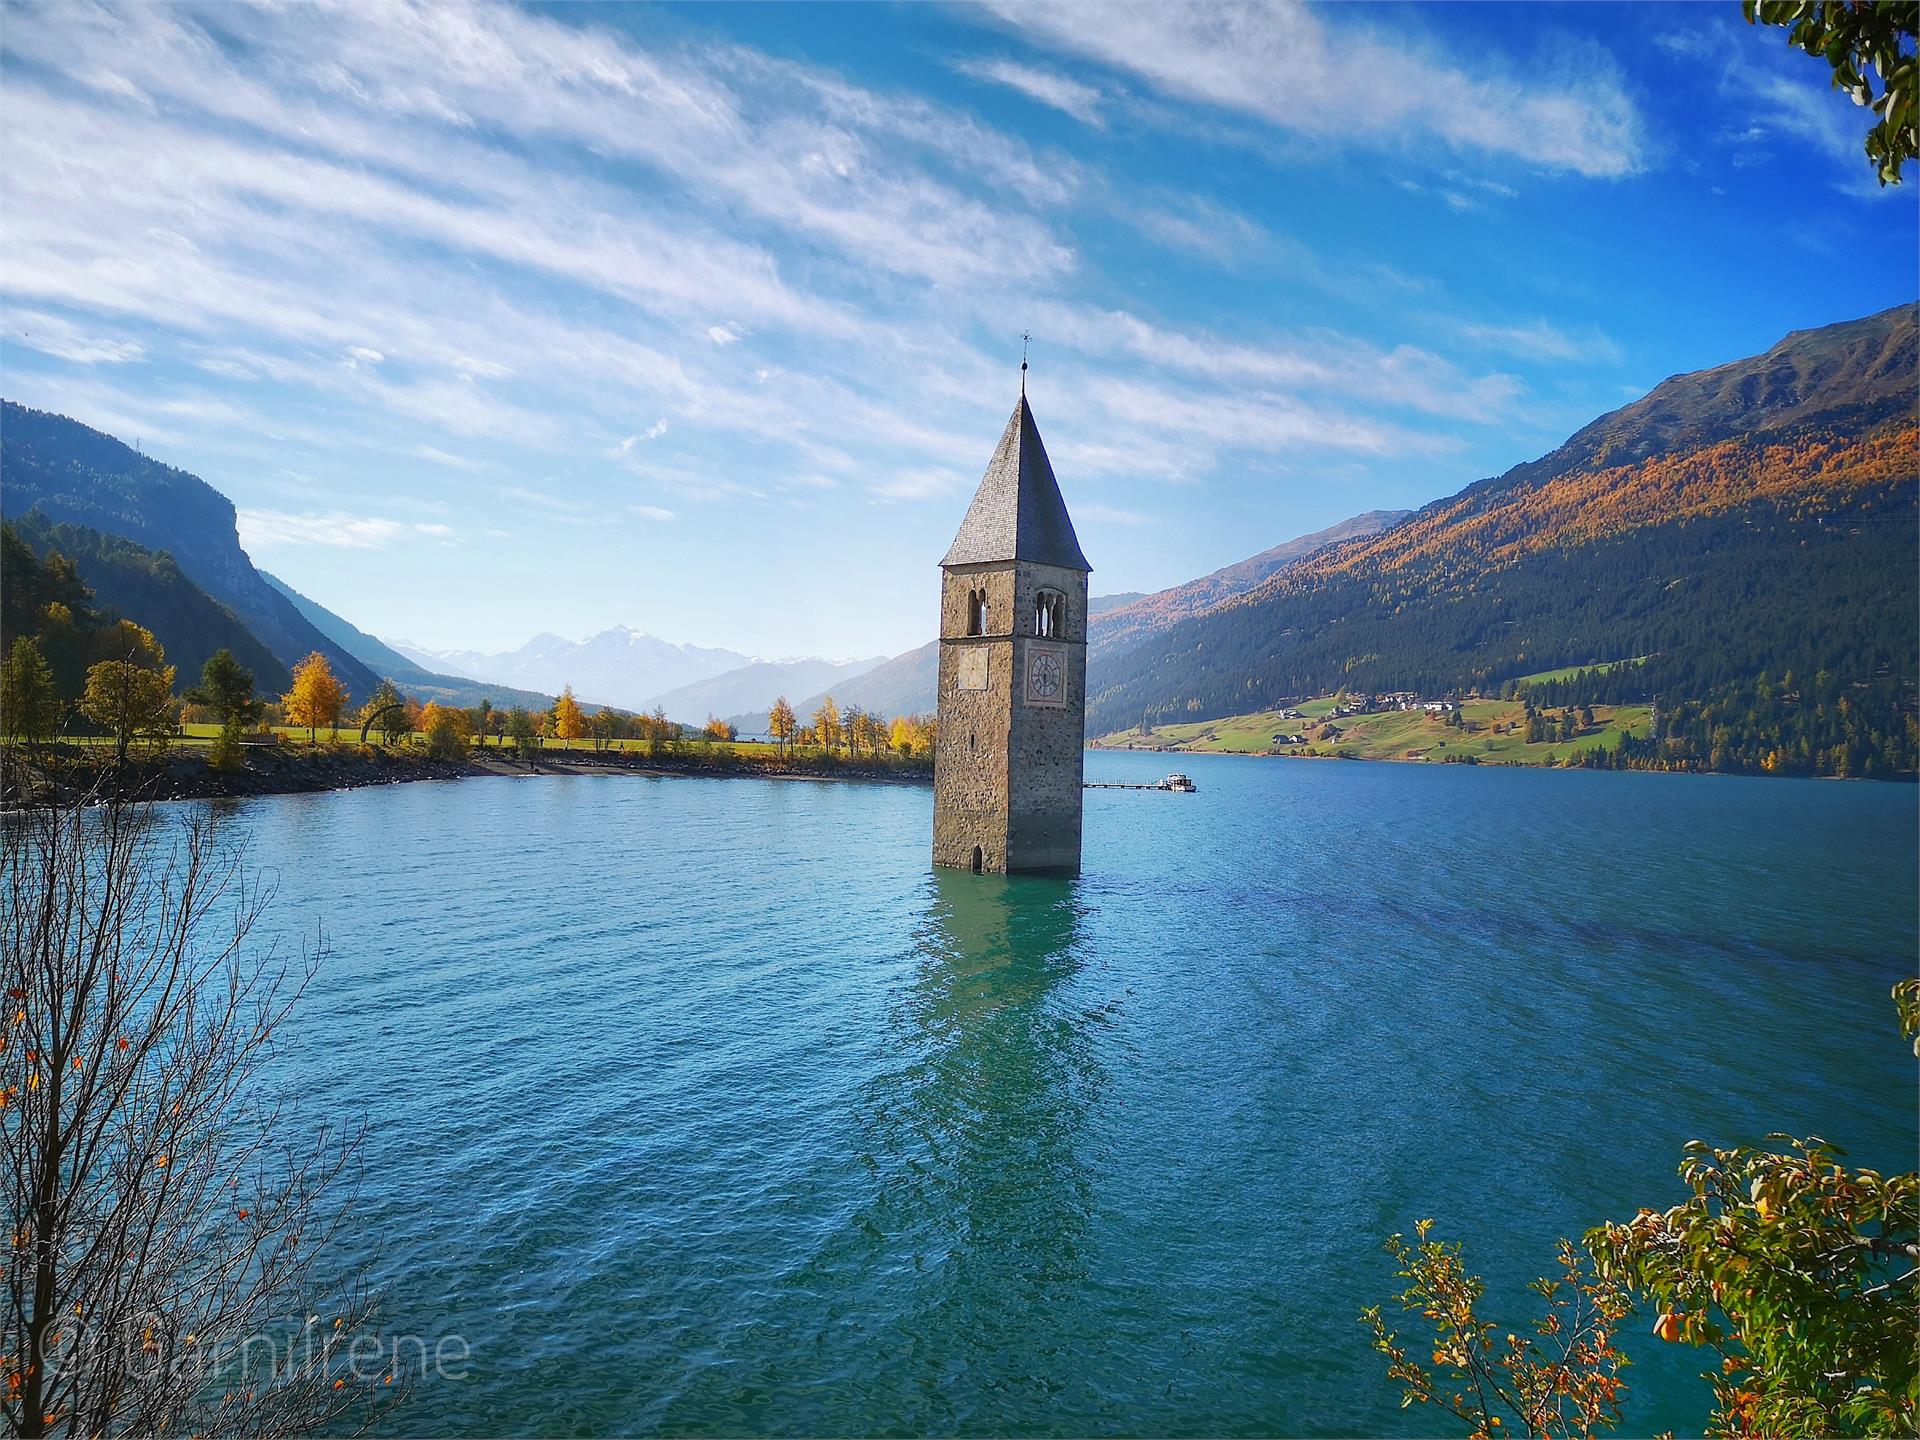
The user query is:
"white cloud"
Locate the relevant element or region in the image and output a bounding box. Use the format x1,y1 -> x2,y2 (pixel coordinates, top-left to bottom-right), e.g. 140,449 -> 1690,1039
1460,320 -> 1622,366
629,504 -> 676,522
977,0 -> 1646,177
1030,301 -> 1523,424
954,57 -> 1105,127
237,509 -> 457,551
409,444 -> 482,470
5,308 -> 146,364
1663,21 -> 1894,200
0,0 -> 1515,562
612,420 -> 671,457
1127,196 -> 1270,263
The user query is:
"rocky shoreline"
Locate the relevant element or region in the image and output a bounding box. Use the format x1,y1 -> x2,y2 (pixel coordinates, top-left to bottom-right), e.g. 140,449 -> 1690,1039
1,744 -> 933,809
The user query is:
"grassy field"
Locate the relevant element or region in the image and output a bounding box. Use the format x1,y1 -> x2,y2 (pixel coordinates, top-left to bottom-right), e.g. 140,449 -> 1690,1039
79,724 -> 803,759
1094,696 -> 1652,766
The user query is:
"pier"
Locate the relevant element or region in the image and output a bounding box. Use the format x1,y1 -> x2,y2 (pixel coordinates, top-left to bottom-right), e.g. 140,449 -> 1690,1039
1084,773 -> 1197,793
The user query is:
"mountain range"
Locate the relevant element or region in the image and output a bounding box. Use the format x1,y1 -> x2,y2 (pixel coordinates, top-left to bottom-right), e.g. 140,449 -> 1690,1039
2,303 -> 1911,779
1086,304 -> 1917,768
1090,509 -> 1412,657
730,508 -> 1413,733
261,574 -> 557,713
0,400 -> 380,698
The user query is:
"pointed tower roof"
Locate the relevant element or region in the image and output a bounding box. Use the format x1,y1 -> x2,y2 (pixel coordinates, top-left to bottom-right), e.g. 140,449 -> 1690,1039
941,394 -> 1090,572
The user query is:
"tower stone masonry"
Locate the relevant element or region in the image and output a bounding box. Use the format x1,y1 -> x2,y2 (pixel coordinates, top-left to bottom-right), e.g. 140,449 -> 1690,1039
933,392 -> 1090,876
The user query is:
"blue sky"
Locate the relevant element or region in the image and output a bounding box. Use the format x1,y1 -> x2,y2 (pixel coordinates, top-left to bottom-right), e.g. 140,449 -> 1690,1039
2,1 -> 1914,662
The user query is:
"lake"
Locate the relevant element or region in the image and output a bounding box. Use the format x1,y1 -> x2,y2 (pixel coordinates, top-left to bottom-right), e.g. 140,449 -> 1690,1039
210,752 -> 1916,1436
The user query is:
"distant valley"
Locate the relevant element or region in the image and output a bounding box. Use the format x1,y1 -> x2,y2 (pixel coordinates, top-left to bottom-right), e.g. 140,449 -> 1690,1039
387,628 -> 749,713
1087,304 -> 1916,777
729,509 -> 1411,734
2,305 -> 1913,779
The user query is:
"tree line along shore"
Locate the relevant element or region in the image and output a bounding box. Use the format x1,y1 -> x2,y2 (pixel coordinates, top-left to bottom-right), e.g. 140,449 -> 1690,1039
0,633 -> 936,809
0,527 -> 935,806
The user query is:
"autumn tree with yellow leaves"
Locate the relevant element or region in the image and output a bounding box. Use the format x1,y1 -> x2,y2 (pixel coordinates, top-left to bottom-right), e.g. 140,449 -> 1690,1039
77,623 -> 175,767
282,652 -> 346,744
551,686 -> 585,743
889,713 -> 936,758
767,697 -> 797,755
812,697 -> 843,758
416,702 -> 471,761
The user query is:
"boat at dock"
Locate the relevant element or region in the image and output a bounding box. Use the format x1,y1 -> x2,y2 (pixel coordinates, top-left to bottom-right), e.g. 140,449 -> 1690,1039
1084,773 -> 1198,793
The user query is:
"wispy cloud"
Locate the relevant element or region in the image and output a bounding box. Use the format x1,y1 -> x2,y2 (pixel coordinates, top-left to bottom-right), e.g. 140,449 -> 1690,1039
409,444 -> 483,470
954,56 -> 1105,127
1658,20 -> 1894,200
1127,196 -> 1271,264
1459,319 -> 1622,366
611,421 -> 671,457
237,509 -> 457,551
7,309 -> 146,365
1030,301 -> 1524,424
0,0 -> 1663,664
977,0 -> 1646,177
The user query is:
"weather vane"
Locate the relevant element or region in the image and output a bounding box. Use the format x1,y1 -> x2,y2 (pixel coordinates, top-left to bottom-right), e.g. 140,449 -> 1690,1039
1021,330 -> 1030,394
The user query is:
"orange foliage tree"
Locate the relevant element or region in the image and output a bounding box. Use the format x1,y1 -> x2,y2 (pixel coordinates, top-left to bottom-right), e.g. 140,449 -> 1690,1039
551,686 -> 584,742
768,696 -> 797,754
281,651 -> 345,743
1364,1221 -> 1630,1439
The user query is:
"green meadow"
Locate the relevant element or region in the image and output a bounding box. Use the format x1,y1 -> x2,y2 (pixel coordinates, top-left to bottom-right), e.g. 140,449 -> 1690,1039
1095,696 -> 1652,767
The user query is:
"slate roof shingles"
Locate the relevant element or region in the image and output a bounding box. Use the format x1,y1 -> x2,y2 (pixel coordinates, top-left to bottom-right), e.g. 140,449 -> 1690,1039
940,394 -> 1090,573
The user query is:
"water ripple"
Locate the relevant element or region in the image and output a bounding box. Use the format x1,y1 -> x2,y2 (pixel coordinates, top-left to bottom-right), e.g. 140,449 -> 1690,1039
175,761 -> 1919,1437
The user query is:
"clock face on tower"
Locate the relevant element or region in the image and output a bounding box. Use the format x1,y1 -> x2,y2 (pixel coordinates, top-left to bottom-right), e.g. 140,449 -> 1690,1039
1024,647 -> 1065,707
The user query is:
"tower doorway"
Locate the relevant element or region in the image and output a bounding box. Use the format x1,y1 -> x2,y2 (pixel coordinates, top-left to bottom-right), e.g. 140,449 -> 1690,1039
971,846 -> 984,874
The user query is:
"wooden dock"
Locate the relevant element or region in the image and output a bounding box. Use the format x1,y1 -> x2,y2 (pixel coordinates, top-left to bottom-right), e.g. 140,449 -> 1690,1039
1084,773 -> 1197,793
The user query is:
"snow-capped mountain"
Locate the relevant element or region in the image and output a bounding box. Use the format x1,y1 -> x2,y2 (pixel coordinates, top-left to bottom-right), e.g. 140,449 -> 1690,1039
386,625 -> 749,711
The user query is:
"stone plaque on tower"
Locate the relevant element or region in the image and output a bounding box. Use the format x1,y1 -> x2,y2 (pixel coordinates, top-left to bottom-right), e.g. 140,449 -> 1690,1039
932,390 -> 1090,876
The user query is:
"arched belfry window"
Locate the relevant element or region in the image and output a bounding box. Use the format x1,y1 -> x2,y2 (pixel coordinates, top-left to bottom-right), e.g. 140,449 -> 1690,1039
966,588 -> 987,636
1034,589 -> 1066,638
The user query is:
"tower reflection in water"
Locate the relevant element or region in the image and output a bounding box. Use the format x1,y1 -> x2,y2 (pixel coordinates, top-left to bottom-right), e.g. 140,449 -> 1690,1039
839,869 -> 1120,1428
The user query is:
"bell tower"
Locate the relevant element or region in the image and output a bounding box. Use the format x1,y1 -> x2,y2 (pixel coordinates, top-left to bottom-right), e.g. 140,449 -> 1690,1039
933,391 -> 1090,876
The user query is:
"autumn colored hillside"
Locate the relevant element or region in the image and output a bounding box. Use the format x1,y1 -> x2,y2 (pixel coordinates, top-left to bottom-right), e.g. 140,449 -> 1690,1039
1087,306 -> 1919,778
1090,508 -> 1410,657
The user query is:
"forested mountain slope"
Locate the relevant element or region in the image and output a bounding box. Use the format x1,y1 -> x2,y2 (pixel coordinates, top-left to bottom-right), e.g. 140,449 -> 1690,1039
4,515 -> 290,695
0,401 -> 379,699
1087,306 -> 1918,775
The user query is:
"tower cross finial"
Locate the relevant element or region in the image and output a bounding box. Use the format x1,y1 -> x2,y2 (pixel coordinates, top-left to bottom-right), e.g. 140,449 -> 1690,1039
1020,331 -> 1029,395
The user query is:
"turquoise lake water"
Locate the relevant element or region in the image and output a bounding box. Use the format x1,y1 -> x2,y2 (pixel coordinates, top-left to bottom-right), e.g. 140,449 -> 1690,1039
210,753 -> 1916,1436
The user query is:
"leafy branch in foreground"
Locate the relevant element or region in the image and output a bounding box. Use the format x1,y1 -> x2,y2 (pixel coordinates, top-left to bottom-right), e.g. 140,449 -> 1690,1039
1367,984 -> 1919,1437
1362,1224 -> 1630,1439
1588,1134 -> 1916,1436
1743,1 -> 1918,186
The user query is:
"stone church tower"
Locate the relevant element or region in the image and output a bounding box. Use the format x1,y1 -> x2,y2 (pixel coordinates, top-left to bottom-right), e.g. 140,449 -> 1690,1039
933,392 -> 1090,876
